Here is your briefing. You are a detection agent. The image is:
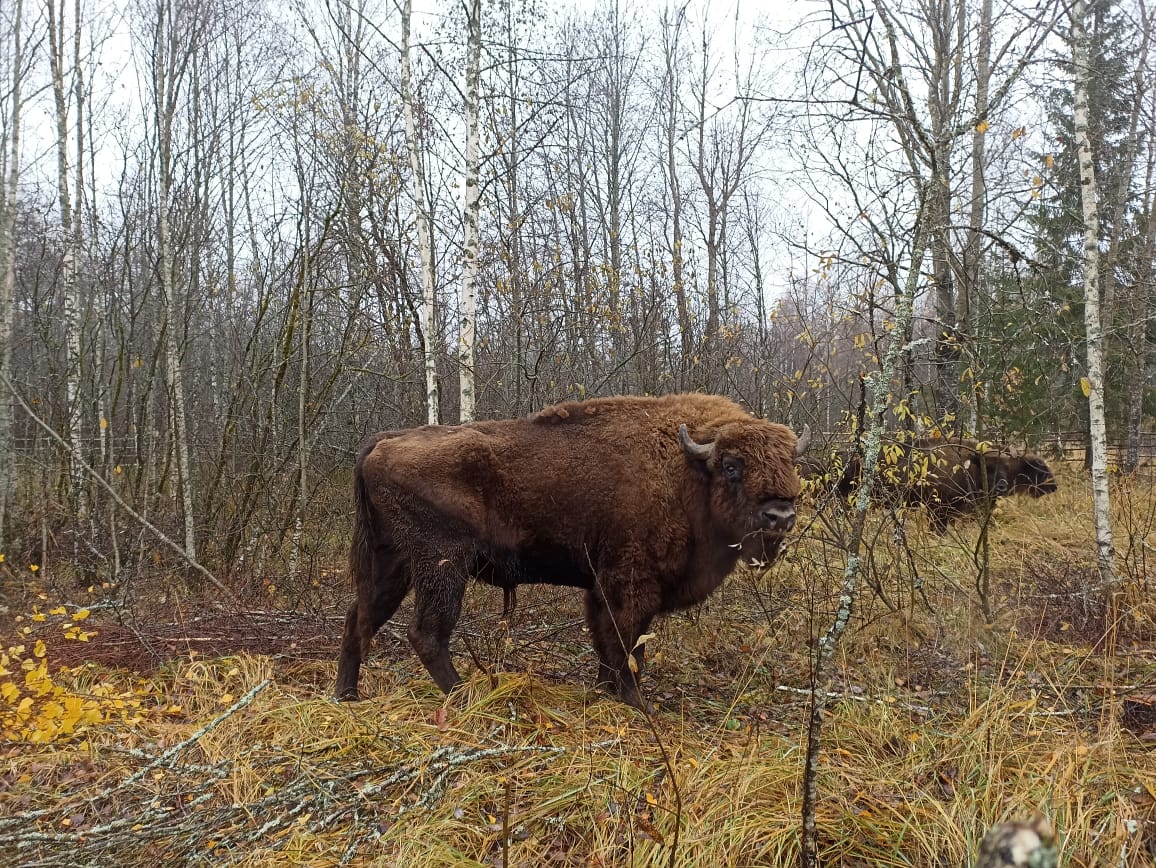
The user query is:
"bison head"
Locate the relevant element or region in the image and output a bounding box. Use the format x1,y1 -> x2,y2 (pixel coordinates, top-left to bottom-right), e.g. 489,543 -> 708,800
1006,454 -> 1058,498
679,421 -> 804,565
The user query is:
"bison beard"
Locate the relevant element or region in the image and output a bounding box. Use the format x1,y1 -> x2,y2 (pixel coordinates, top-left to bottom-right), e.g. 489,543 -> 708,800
334,393 -> 805,710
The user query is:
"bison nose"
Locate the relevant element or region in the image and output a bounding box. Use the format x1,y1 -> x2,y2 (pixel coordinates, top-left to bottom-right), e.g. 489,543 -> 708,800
759,499 -> 796,533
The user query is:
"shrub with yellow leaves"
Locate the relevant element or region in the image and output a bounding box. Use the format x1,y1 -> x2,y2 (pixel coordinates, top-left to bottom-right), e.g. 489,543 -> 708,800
0,605 -> 131,745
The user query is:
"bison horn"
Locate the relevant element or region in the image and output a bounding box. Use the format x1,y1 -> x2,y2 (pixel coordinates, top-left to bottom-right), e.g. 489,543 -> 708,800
679,424 -> 715,462
794,423 -> 812,458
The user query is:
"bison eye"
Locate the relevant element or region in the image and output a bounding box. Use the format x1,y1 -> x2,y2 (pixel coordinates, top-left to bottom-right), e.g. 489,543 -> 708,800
722,458 -> 743,483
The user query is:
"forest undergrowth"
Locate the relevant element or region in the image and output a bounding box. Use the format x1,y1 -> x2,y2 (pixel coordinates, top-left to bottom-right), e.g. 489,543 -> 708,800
1,464 -> 1155,866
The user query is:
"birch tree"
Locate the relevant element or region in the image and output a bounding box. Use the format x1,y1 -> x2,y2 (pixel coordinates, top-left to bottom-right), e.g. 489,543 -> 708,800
138,0 -> 216,563
959,0 -> 993,432
1071,0 -> 1117,586
0,0 -> 27,554
401,0 -> 439,425
659,8 -> 691,386
46,0 -> 87,518
458,0 -> 480,423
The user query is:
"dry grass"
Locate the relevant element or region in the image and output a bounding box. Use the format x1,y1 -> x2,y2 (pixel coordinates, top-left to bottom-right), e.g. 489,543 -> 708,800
2,462 -> 1155,866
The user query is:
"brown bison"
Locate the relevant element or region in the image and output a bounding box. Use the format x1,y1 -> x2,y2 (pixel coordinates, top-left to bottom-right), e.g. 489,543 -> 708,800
334,393 -> 807,709
834,436 -> 1057,533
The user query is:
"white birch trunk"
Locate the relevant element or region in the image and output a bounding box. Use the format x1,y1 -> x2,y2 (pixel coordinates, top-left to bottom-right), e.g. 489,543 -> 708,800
401,0 -> 439,426
1072,0 -> 1117,586
458,0 -> 481,423
48,0 -> 86,519
0,0 -> 25,554
960,0 -> 992,434
152,5 -> 198,562
289,212 -> 310,582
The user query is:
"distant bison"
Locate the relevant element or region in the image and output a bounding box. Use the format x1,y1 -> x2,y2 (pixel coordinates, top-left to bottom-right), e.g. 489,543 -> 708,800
334,393 -> 808,709
834,436 -> 1057,533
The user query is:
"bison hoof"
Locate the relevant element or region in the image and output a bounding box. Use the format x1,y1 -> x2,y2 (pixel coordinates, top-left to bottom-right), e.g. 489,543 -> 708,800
594,681 -> 656,715
334,687 -> 361,702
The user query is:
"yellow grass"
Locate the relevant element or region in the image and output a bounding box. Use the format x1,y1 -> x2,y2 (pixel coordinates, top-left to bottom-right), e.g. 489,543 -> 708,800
1,462 -> 1154,866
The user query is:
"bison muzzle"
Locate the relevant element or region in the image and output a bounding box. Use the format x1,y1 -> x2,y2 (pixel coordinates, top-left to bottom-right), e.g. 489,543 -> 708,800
334,393 -> 806,710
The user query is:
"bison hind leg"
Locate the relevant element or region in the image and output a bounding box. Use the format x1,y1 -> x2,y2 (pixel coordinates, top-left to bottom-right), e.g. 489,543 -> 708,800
408,556 -> 471,695
334,560 -> 412,701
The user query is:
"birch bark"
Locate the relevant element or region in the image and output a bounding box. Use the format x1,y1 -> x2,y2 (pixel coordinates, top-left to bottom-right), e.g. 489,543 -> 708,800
458,0 -> 481,423
0,0 -> 25,553
152,12 -> 198,562
47,0 -> 87,518
1071,0 -> 1117,586
401,0 -> 439,425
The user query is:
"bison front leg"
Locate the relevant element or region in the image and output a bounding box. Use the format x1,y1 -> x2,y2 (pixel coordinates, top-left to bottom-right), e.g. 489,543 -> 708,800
585,592 -> 653,711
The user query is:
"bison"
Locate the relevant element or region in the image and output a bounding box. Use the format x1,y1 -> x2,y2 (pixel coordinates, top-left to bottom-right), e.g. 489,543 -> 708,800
834,436 -> 1057,533
334,393 -> 807,710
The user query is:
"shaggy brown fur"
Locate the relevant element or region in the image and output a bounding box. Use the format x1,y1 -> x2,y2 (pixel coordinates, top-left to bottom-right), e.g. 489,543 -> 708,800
835,437 -> 1058,534
334,393 -> 804,709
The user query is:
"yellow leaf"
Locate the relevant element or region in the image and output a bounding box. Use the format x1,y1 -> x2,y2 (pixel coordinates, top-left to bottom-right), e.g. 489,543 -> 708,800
99,417 -> 108,430
1046,154 -> 1055,169
49,606 -> 66,616
975,119 -> 990,133
29,565 -> 39,573
645,791 -> 658,806
31,613 -> 45,622
73,609 -> 90,621
33,640 -> 45,659
1,681 -> 19,702
1080,377 -> 1092,398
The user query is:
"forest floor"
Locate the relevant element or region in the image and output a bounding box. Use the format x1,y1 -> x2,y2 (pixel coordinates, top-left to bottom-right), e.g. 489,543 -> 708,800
1,465 -> 1156,866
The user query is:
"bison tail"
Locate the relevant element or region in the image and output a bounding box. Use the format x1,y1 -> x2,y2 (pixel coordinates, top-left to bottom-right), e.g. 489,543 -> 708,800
349,438 -> 385,594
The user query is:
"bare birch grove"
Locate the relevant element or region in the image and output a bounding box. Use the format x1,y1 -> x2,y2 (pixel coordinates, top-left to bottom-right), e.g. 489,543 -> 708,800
0,0 -> 1143,667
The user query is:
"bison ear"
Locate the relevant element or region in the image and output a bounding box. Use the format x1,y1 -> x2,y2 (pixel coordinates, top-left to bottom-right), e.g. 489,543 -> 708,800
679,424 -> 715,462
794,424 -> 811,458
